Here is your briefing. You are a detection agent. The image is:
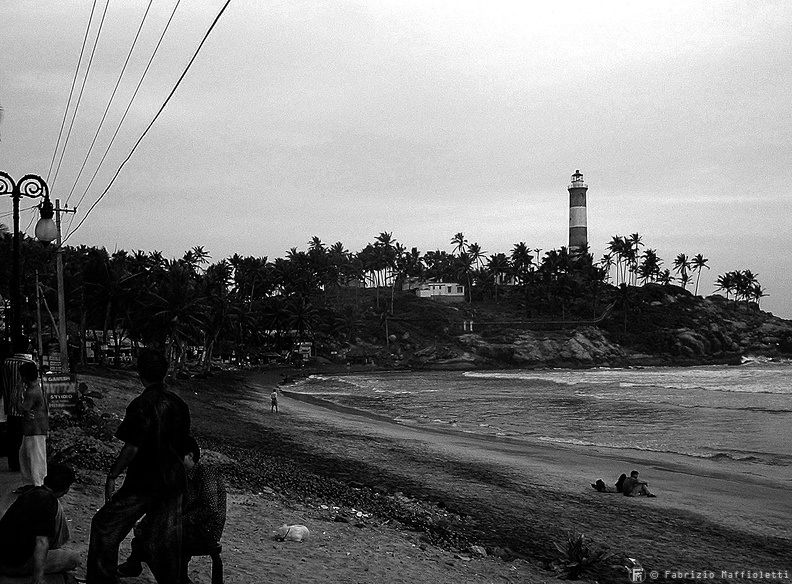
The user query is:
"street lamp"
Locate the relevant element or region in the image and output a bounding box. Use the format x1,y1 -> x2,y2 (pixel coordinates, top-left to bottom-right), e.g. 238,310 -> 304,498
0,172 -> 57,350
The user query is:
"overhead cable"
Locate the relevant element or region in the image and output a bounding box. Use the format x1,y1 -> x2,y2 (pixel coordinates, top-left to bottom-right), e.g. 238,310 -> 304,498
66,0 -> 183,237
64,0 -> 155,208
47,0 -> 98,183
65,0 -> 232,243
49,0 -> 110,192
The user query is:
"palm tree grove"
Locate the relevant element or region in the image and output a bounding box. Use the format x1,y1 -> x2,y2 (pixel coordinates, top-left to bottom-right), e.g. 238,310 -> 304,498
0,224 -> 780,373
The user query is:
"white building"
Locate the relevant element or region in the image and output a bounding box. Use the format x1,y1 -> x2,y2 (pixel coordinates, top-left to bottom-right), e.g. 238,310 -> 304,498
403,279 -> 465,302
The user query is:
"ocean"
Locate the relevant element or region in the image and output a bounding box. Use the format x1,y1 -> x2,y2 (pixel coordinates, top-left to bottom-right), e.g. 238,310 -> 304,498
285,360 -> 792,471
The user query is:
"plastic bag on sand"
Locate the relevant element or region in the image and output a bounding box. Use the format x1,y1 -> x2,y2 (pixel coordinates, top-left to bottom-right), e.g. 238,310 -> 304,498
278,524 -> 310,542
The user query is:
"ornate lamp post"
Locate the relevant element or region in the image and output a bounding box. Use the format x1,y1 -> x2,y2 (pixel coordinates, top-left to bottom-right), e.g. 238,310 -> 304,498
0,172 -> 57,350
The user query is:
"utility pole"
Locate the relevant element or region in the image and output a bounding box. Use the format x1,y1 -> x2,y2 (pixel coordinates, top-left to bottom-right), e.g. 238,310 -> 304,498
35,270 -> 44,368
54,199 -> 77,373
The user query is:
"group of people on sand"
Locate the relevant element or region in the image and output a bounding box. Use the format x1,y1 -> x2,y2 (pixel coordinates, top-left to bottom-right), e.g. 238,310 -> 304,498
0,339 -> 227,583
592,470 -> 656,497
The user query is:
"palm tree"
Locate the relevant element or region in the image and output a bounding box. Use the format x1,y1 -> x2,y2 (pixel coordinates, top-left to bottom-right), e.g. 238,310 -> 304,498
750,283 -> 767,306
487,253 -> 510,302
308,236 -> 325,254
450,232 -> 468,256
423,250 -> 455,282
510,242 -> 533,284
607,236 -> 629,285
599,252 -> 614,284
691,254 -> 709,296
375,231 -> 398,288
182,246 -> 211,272
715,272 -> 736,300
468,242 -> 486,269
673,253 -> 691,288
198,259 -> 235,374
736,270 -> 758,302
456,252 -> 475,303
658,269 -> 673,287
138,258 -> 208,376
637,249 -> 662,285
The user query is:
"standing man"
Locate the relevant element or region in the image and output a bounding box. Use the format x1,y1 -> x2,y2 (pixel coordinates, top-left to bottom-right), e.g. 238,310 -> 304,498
1,335 -> 34,472
16,360 -> 49,493
86,348 -> 191,583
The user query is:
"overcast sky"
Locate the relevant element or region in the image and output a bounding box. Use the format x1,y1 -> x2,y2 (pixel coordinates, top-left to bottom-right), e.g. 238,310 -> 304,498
1,0 -> 790,317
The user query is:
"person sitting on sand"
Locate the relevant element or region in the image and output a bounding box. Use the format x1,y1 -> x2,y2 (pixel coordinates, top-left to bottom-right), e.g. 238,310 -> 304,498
0,463 -> 81,584
621,470 -> 656,497
591,473 -> 627,493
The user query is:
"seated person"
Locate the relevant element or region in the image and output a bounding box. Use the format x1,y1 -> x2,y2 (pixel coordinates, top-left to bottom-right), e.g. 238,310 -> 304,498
0,463 -> 81,583
621,470 -> 656,497
591,473 -> 628,493
117,436 -> 227,578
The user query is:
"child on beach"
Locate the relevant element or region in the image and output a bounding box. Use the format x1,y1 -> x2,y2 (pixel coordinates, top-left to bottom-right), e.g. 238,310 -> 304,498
271,389 -> 279,413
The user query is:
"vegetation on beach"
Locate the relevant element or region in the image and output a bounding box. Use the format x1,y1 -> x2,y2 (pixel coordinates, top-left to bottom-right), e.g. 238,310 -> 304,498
553,529 -> 613,580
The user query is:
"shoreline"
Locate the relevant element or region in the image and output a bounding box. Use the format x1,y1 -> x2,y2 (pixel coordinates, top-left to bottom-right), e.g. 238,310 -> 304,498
263,375 -> 792,541
51,367 -> 791,582
225,371 -> 791,569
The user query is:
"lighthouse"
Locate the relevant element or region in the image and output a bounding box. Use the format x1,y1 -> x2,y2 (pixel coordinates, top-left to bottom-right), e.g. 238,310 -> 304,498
568,169 -> 588,253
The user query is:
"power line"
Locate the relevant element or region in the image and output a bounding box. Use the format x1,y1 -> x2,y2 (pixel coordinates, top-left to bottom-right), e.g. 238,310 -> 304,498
63,0 -> 155,208
0,203 -> 40,220
49,0 -> 110,192
65,0 -> 232,243
66,0 -> 183,237
47,0 -> 98,182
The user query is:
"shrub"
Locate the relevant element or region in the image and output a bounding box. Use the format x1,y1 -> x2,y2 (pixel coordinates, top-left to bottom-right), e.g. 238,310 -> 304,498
553,528 -> 612,579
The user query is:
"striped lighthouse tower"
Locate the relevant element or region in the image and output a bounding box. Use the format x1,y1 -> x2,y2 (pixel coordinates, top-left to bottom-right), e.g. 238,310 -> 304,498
568,169 -> 588,253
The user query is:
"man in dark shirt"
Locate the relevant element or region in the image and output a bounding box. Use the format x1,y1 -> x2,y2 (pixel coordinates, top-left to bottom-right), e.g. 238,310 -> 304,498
86,348 -> 191,583
0,463 -> 80,583
622,470 -> 656,497
117,436 -> 227,579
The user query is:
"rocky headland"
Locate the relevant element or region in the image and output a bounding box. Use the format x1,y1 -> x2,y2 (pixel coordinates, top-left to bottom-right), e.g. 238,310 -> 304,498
342,286 -> 792,370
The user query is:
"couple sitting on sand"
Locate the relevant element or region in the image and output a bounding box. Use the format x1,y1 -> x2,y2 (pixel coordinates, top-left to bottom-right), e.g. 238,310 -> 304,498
592,470 -> 656,497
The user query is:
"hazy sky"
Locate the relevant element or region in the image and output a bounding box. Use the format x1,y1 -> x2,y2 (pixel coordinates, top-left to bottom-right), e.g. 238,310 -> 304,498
1,0 -> 791,317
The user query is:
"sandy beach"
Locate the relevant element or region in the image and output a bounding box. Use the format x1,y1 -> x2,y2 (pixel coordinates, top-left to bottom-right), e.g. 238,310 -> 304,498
9,366 -> 789,583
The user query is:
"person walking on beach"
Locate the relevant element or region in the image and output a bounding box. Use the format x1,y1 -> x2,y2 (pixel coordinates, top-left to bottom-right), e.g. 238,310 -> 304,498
622,470 -> 656,497
271,388 -> 279,413
86,348 -> 191,584
2,335 -> 35,472
0,463 -> 81,584
16,361 -> 49,494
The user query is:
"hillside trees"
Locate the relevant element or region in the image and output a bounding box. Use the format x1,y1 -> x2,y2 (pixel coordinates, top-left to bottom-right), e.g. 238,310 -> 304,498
0,223 -> 769,370
715,270 -> 766,305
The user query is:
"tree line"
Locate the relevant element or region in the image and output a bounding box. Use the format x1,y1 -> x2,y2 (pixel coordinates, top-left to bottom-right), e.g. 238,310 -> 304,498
0,223 -> 765,372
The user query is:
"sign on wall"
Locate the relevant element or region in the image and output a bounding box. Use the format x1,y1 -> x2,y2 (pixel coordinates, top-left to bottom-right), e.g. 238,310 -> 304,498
43,373 -> 79,413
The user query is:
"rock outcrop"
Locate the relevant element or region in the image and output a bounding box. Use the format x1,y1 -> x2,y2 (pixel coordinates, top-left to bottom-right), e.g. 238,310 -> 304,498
341,287 -> 792,370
